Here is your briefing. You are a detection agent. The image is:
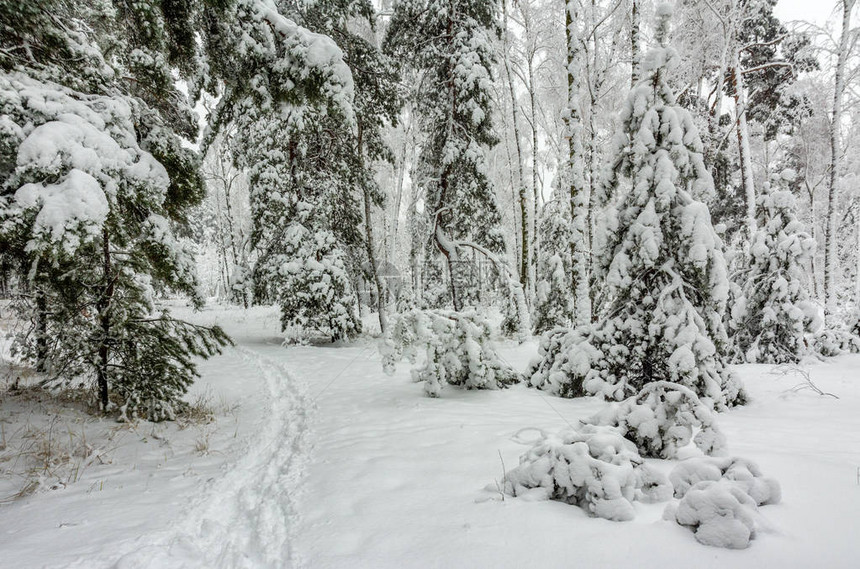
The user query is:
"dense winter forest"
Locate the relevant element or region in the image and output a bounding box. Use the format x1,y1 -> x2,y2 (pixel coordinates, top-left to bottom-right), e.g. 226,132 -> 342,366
1,0 -> 859,566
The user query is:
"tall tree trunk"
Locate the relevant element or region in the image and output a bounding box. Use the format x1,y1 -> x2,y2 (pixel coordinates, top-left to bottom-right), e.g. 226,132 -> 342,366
806,180 -> 821,300
631,0 -> 640,86
35,288 -> 48,373
527,46 -> 540,304
390,110 -> 413,263
730,54 -> 757,239
222,170 -> 247,308
357,122 -> 388,333
855,208 -> 860,308
565,0 -> 592,327
705,1 -> 741,166
97,227 -> 114,411
502,0 -> 530,301
437,12 -> 462,311
824,0 -> 855,321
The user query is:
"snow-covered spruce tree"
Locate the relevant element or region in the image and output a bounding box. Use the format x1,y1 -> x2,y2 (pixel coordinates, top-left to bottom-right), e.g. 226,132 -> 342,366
302,0 -> 401,334
239,1 -> 399,341
237,110 -> 362,341
532,196 -> 575,334
384,0 -> 508,312
530,5 -> 744,409
729,175 -> 817,363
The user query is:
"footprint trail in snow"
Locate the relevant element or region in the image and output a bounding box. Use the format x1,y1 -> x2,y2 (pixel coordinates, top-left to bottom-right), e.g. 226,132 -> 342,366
100,347 -> 313,569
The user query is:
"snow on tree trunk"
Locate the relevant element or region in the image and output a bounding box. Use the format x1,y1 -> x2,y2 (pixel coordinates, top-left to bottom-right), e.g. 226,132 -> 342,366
631,0 -> 641,86
731,53 -> 757,240
824,0 -> 855,323
565,0 -> 592,327
502,0 -> 531,302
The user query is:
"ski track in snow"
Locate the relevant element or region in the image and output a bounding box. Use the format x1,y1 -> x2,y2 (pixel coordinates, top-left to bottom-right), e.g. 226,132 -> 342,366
94,347 -> 313,569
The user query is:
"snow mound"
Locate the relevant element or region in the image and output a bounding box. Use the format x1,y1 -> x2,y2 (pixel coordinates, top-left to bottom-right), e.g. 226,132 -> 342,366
669,456 -> 781,505
501,425 -> 671,521
665,479 -> 760,549
585,381 -> 725,459
665,457 -> 780,549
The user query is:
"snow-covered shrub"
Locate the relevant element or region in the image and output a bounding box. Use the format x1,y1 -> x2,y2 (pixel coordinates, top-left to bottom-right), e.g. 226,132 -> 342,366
665,456 -> 781,549
665,479 -> 760,549
729,182 -> 816,364
527,5 -> 743,410
526,326 -> 599,398
812,327 -> 860,357
502,425 -> 671,521
585,382 -> 726,459
381,308 -> 520,397
669,456 -> 781,505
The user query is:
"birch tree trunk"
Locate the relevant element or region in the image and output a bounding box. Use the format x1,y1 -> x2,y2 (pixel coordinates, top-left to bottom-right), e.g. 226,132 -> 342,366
631,0 -> 641,86
731,52 -> 757,239
357,121 -> 388,333
502,0 -> 530,303
565,0 -> 592,326
527,45 -> 540,304
824,0 -> 855,321
855,208 -> 860,307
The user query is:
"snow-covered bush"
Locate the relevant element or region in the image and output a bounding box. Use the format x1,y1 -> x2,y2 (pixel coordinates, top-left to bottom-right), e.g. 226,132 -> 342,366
729,182 -> 817,364
526,327 -> 599,398
665,479 -> 760,549
526,5 -> 744,410
381,308 -> 520,397
585,382 -> 726,459
665,456 -> 781,549
501,425 -> 671,521
812,327 -> 860,357
275,226 -> 361,341
669,456 -> 781,505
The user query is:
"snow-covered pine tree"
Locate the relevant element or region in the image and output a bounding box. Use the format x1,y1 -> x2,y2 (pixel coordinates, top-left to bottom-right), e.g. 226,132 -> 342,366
530,4 -> 744,410
384,0 -> 507,311
0,0 -> 355,415
0,72 -> 231,420
730,173 -> 817,363
532,195 -> 575,334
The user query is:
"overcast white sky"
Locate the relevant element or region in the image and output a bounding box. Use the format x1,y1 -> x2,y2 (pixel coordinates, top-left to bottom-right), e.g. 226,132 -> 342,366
773,0 -> 843,26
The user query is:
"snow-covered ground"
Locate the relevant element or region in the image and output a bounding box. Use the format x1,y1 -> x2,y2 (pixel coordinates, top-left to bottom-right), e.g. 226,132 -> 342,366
2,304 -> 859,568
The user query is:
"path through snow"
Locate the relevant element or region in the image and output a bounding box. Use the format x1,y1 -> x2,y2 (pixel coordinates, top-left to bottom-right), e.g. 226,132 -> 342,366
105,347 -> 312,569
3,305 -> 860,568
